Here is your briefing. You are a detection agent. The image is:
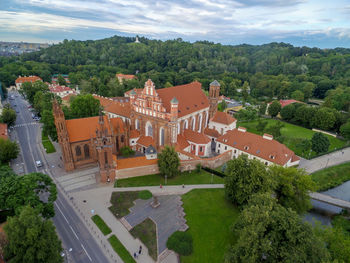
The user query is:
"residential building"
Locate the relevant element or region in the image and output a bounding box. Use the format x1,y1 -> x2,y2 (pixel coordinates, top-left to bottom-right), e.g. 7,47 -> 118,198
116,73 -> 136,83
49,84 -> 76,98
15,76 -> 42,89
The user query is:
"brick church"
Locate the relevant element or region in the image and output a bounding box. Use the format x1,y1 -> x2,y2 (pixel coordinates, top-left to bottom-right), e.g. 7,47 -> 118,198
54,79 -> 299,183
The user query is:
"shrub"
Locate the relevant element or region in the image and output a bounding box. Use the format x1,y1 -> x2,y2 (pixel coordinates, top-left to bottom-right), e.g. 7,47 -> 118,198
138,190 -> 152,200
166,231 -> 193,256
120,146 -> 135,157
195,163 -> 201,173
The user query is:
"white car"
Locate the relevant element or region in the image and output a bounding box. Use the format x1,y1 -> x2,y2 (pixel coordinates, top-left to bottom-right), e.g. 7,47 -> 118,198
36,160 -> 42,167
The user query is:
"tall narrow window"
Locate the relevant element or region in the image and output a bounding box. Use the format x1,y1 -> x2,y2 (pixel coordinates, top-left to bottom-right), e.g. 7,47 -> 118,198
104,152 -> 108,165
75,145 -> 81,156
84,144 -> 90,158
159,127 -> 165,146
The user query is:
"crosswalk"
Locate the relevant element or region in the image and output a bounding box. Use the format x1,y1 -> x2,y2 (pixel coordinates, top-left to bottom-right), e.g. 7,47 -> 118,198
13,122 -> 39,128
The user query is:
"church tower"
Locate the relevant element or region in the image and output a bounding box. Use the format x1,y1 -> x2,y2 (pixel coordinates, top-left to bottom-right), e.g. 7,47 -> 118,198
208,80 -> 220,120
94,114 -> 115,183
53,99 -> 74,171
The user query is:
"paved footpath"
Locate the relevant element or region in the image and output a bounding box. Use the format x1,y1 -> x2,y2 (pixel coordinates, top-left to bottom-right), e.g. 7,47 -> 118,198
298,147 -> 350,173
71,184 -> 224,263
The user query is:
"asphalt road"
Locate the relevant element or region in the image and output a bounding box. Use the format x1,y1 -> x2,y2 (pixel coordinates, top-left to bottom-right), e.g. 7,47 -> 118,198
8,91 -> 110,263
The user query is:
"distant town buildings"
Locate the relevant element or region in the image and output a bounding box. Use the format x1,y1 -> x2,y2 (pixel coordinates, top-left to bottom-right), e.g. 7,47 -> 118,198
48,84 -> 76,98
15,76 -> 42,89
0,41 -> 49,56
116,73 -> 136,83
52,74 -> 70,85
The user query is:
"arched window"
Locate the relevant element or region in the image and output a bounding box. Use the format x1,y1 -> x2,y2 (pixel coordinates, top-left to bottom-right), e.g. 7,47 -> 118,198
121,135 -> 124,143
146,121 -> 153,137
159,127 -> 165,146
184,119 -> 189,129
135,119 -> 140,130
177,123 -> 180,135
84,144 -> 90,158
75,145 -> 81,156
198,114 -> 202,132
204,111 -> 208,128
191,117 -> 196,131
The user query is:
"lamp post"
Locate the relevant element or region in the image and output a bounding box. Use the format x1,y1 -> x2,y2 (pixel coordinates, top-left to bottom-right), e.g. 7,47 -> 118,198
165,175 -> 167,185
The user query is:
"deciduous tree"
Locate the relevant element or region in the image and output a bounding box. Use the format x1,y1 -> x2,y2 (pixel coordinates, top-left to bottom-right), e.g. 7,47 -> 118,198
69,94 -> 101,119
280,103 -> 295,121
157,146 -> 180,178
268,100 -> 281,117
0,105 -> 16,127
0,138 -> 19,164
311,132 -> 330,154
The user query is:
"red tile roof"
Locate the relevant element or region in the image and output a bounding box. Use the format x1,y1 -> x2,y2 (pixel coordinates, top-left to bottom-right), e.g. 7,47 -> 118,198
110,117 -> 125,133
268,99 -> 303,108
117,156 -> 157,169
136,135 -> 155,147
65,116 -> 111,142
116,73 -> 136,80
211,111 -> 236,125
216,129 -> 298,166
157,81 -> 209,117
0,123 -> 8,139
204,127 -> 220,138
124,88 -> 143,97
183,129 -> 211,144
49,85 -> 72,93
130,130 -> 140,139
176,134 -> 190,150
93,95 -> 131,118
15,76 -> 42,84
62,94 -> 77,101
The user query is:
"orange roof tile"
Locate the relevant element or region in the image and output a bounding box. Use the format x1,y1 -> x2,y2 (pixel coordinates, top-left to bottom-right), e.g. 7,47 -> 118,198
104,101 -> 131,118
116,73 -> 136,80
216,129 -> 297,166
211,111 -> 236,125
157,81 -> 209,117
124,88 -> 143,97
110,117 -> 126,133
130,129 -> 140,139
204,127 -> 220,138
117,156 -> 158,169
183,129 -> 211,144
15,76 -> 42,84
136,135 -> 155,147
62,94 -> 77,101
0,123 -> 8,140
65,116 -> 111,142
176,134 -> 190,150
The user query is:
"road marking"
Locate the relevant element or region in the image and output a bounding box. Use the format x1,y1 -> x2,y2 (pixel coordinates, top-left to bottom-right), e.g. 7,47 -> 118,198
55,202 -> 69,224
81,244 -> 93,262
13,122 -> 38,128
69,225 -> 80,240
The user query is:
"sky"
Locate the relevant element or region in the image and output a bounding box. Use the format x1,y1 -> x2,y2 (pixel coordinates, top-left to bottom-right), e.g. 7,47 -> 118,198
0,0 -> 350,48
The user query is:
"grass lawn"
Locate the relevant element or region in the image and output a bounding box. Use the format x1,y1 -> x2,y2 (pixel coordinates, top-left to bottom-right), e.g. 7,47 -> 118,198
109,191 -> 140,219
42,131 -> 56,153
115,170 -> 224,187
108,235 -> 136,263
312,162 -> 350,191
238,119 -> 346,159
181,189 -> 239,263
130,218 -> 157,261
91,214 -> 112,235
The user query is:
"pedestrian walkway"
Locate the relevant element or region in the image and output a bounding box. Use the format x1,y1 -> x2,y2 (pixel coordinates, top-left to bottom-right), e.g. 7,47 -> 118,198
13,122 -> 39,128
299,147 -> 350,173
56,166 -> 99,192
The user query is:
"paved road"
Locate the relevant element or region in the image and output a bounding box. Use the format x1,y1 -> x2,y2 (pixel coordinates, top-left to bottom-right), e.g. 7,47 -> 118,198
298,147 -> 350,174
8,91 -> 110,263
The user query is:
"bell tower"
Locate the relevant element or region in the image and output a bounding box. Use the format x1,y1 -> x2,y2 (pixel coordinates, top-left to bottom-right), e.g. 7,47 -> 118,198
208,80 -> 220,120
53,99 -> 74,171
94,114 -> 115,183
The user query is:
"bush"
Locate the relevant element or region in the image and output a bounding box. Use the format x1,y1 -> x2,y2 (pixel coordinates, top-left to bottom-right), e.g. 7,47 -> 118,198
166,231 -> 193,256
195,163 -> 201,173
138,190 -> 152,200
311,132 -> 330,154
120,146 -> 135,157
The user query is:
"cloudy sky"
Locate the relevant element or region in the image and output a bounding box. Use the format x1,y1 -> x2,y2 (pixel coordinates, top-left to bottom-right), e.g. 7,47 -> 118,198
0,0 -> 350,48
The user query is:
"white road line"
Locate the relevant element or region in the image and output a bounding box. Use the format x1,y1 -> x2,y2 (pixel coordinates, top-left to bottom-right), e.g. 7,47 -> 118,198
69,225 -> 80,240
81,244 -> 93,262
55,202 -> 69,224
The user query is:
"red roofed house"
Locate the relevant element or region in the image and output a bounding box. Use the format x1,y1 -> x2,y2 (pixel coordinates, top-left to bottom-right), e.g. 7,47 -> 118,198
49,84 -> 76,98
216,127 -> 300,167
208,110 -> 237,135
266,99 -> 303,115
116,73 -> 136,83
0,123 -> 8,140
15,76 -> 42,89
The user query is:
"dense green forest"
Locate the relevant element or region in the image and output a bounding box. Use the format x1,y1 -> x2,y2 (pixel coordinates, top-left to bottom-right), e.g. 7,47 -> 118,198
0,35 -> 350,112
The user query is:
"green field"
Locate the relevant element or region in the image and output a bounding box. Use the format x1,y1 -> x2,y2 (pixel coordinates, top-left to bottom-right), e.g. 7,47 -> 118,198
115,170 -> 224,187
238,119 -> 346,158
181,189 -> 239,263
312,162 -> 350,191
41,131 -> 56,153
91,214 -> 112,235
108,235 -> 136,263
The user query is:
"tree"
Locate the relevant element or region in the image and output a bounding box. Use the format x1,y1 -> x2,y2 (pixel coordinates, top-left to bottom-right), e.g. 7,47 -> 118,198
311,107 -> 336,131
291,90 -> 304,101
226,193 -> 330,263
0,172 -> 57,218
225,155 -> 273,206
69,94 -> 101,119
57,74 -> 67,86
264,121 -> 284,138
218,100 -> 227,112
311,132 -> 330,154
296,139 -> 311,155
157,146 -> 180,178
256,119 -> 268,132
294,105 -> 316,128
235,107 -> 258,121
241,81 -> 249,101
4,206 -> 63,263
280,103 -> 295,121
41,110 -> 57,141
268,100 -> 281,117
340,120 -> 350,140
1,106 -> 16,127
270,166 -> 315,214
0,138 -> 19,164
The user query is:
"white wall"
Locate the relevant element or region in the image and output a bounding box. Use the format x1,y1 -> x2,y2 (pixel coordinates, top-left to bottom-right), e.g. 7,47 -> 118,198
208,121 -> 236,135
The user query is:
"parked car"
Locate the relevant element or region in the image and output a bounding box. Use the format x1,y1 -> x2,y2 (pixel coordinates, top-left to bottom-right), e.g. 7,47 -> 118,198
35,160 -> 42,167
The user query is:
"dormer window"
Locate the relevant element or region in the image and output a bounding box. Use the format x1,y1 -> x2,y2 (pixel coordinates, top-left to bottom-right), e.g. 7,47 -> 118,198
244,146 -> 249,150
269,155 -> 275,159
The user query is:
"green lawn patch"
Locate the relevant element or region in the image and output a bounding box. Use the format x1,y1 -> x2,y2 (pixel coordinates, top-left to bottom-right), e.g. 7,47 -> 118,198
115,170 -> 224,188
181,189 -> 239,263
130,218 -> 157,261
42,131 -> 56,153
91,214 -> 112,235
312,162 -> 350,191
138,190 -> 152,200
108,235 -> 136,263
109,191 -> 139,219
238,119 -> 346,159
